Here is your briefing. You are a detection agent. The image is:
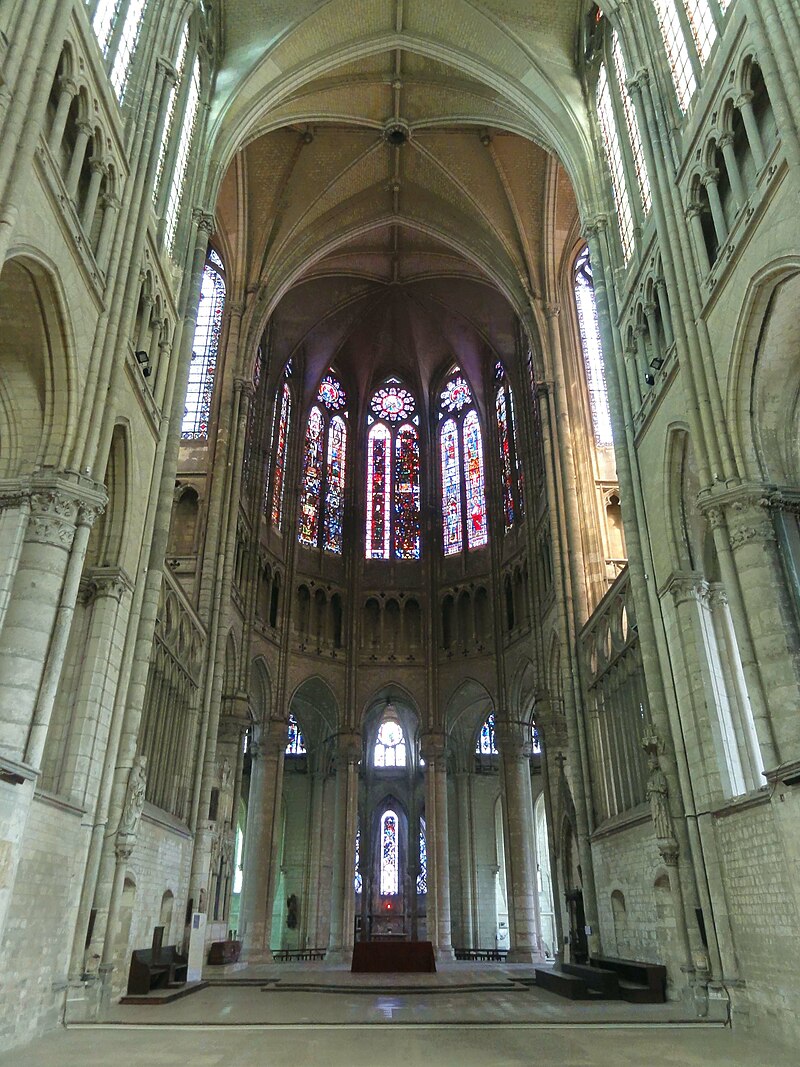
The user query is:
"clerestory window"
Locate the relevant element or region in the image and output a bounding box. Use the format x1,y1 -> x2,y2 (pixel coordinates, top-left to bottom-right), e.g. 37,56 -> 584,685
438,369 -> 488,555
298,374 -> 348,554
181,251 -> 224,439
574,246 -> 613,448
268,364 -> 293,530
91,0 -> 148,102
365,380 -> 421,560
494,361 -> 525,532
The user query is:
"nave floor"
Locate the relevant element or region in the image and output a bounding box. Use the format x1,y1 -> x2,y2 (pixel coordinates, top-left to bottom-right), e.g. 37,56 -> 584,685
0,963 -> 792,1066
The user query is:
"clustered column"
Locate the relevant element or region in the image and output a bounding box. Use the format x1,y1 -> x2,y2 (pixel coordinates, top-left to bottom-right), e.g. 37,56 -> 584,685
420,730 -> 453,961
327,731 -> 361,961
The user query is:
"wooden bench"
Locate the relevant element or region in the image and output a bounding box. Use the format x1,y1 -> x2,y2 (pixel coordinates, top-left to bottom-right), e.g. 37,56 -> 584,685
272,948 -> 326,962
562,961 -> 620,998
127,945 -> 188,996
454,948 -> 508,962
534,966 -> 592,1000
590,955 -> 667,1003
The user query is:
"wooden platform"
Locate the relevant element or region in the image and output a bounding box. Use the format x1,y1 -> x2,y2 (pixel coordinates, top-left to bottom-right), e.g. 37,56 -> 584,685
351,940 -> 436,973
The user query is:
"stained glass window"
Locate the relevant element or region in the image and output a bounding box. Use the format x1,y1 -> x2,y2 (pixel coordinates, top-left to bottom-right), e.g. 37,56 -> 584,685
496,388 -> 514,529
477,712 -> 499,755
354,827 -> 362,895
319,374 -> 347,411
440,375 -> 472,413
597,63 -> 635,263
654,0 -> 698,112
324,416 -> 347,554
440,418 -> 462,556
296,374 -> 348,553
380,811 -> 399,896
371,384 -> 416,422
285,714 -> 306,755
374,717 -> 407,768
365,382 -> 421,560
575,247 -> 614,448
181,257 -> 224,438
366,424 -> 391,559
242,346 -> 264,495
270,381 -> 291,529
109,0 -> 146,100
507,383 -> 525,518
394,426 -> 420,559
612,32 -> 652,216
164,56 -> 201,253
464,411 -> 488,550
416,827 -> 427,895
298,407 -> 324,547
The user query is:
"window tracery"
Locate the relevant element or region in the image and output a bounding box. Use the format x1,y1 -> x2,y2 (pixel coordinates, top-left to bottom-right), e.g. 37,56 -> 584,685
298,374 -> 348,554
611,32 -> 652,216
365,380 -> 421,560
164,55 -> 201,252
416,826 -> 427,895
374,715 -> 407,768
438,369 -> 487,555
181,252 -> 224,439
477,712 -> 499,756
354,826 -> 362,895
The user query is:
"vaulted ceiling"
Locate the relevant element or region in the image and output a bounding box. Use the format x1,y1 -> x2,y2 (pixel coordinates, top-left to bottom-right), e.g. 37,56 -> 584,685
211,3 -> 588,406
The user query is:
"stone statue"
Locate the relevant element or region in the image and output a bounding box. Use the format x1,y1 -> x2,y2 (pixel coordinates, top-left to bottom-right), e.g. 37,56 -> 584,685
118,756 -> 147,838
219,756 -> 232,791
287,893 -> 299,929
645,748 -> 673,842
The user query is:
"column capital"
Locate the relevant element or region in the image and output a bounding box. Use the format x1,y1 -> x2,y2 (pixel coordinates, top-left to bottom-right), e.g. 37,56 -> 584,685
701,168 -> 720,188
717,131 -> 735,150
684,200 -> 704,220
419,729 -> 448,763
626,68 -> 650,98
335,730 -> 362,764
735,90 -> 754,109
582,214 -> 608,240
192,208 -> 215,235
234,377 -> 256,399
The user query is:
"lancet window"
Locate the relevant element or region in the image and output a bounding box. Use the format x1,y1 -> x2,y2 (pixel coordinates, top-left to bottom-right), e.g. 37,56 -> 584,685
181,251 -> 224,439
163,54 -> 200,252
91,0 -> 147,101
611,32 -> 652,217
380,810 -> 399,896
268,364 -> 293,530
354,827 -> 362,895
574,246 -> 613,448
653,1 -> 724,112
298,374 -> 348,554
417,826 -> 427,895
494,361 -> 525,531
596,62 -> 635,263
477,713 -> 499,756
438,369 -> 488,555
285,714 -> 306,756
241,346 -> 264,496
365,380 -> 421,560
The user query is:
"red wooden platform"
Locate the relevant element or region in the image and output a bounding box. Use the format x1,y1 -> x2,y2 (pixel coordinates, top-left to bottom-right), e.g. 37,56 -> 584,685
351,940 -> 436,973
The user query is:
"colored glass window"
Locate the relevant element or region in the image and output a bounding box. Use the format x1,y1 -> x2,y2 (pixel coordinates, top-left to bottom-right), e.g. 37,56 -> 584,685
417,827 -> 427,895
181,258 -> 224,438
270,382 -> 291,529
366,424 -> 391,559
354,827 -> 362,895
380,811 -> 399,895
440,375 -> 472,413
318,374 -> 347,411
371,384 -> 416,422
285,714 -> 306,755
464,411 -> 488,550
440,418 -> 462,556
324,415 -> 347,554
496,387 -> 514,530
477,713 -> 498,755
394,426 -> 421,559
298,407 -> 324,547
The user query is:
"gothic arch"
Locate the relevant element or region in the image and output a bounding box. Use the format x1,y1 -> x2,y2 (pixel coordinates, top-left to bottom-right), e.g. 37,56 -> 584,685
0,255 -> 74,476
249,656 -> 272,724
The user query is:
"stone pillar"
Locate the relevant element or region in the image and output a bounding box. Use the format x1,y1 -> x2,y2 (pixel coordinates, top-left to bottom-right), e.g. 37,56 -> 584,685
239,717 -> 287,961
454,769 -> 475,950
327,731 -> 361,962
735,92 -> 766,171
47,77 -> 77,153
701,169 -> 728,250
497,717 -> 541,962
420,730 -> 454,961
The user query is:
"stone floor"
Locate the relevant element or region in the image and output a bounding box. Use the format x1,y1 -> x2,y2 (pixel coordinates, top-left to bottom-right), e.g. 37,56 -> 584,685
1,963 -> 793,1066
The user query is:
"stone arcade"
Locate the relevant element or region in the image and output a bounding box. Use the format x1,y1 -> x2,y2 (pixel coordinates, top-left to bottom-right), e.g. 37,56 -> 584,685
1,0 -> 800,1061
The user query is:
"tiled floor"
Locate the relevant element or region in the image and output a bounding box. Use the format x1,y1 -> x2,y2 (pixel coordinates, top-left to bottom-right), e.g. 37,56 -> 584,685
1,964 -> 792,1066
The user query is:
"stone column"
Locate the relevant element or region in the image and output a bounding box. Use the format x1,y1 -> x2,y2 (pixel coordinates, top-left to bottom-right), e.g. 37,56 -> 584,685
420,730 -> 454,961
701,169 -> 728,250
454,769 -> 475,950
327,731 -> 361,962
497,717 -> 541,962
47,76 -> 78,153
239,717 -> 287,961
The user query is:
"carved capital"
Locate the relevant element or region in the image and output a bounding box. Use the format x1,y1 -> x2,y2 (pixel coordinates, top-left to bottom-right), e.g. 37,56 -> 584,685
684,200 -> 704,221
336,730 -> 362,764
717,132 -> 735,150
419,729 -> 448,764
701,168 -> 720,188
28,489 -> 80,548
582,214 -> 608,241
626,68 -> 649,97
543,303 -> 561,320
192,209 -> 215,235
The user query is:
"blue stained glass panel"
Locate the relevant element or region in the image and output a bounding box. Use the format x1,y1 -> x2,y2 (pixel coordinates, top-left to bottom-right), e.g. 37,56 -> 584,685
285,714 -> 306,755
298,407 -> 324,546
440,419 -> 462,555
380,810 -> 399,896
477,712 -> 498,755
416,828 -> 427,895
324,415 -> 346,554
394,425 -> 420,559
463,411 -> 488,549
366,424 -> 391,559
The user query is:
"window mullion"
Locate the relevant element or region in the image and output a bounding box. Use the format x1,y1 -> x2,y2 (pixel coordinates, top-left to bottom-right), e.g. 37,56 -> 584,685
607,50 -> 644,234
675,1 -> 704,79
155,50 -> 193,231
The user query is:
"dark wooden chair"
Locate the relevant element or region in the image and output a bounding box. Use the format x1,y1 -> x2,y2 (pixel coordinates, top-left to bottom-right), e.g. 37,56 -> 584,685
127,945 -> 189,995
